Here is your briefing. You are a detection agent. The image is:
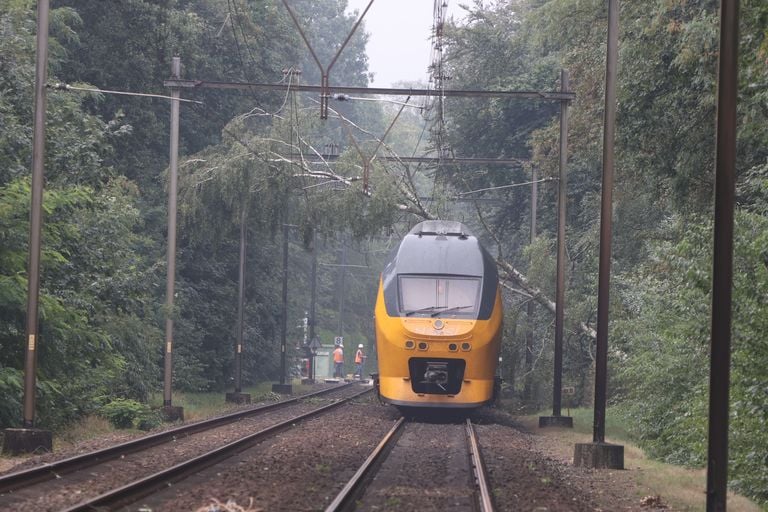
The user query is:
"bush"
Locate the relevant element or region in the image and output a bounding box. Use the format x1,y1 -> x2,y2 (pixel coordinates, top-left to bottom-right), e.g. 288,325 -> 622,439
135,408 -> 162,431
99,398 -> 151,430
614,213 -> 768,505
0,367 -> 23,428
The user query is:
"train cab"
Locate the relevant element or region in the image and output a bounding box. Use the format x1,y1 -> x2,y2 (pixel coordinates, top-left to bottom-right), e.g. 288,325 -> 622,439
374,220 -> 503,409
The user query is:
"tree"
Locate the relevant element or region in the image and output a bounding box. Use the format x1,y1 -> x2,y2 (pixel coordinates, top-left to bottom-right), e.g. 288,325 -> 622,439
0,2 -> 160,427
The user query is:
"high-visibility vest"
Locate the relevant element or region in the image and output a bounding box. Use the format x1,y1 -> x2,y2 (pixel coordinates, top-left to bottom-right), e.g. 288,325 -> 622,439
333,347 -> 344,363
355,349 -> 364,364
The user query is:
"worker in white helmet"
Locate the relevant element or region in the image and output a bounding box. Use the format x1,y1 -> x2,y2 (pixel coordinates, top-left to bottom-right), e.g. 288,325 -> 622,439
354,344 -> 367,379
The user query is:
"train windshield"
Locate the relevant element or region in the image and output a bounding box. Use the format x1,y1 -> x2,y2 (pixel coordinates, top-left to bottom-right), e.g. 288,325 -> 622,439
399,276 -> 481,317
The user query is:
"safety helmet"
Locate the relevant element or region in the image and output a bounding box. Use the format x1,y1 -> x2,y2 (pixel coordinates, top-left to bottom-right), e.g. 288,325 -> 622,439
358,344 -> 364,348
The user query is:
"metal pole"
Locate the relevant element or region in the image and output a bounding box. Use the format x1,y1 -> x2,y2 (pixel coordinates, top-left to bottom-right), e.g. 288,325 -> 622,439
163,56 -> 181,408
706,2 -> 739,510
280,223 -> 289,385
553,69 -> 569,417
234,208 -> 246,393
337,241 -> 347,337
309,231 -> 318,381
22,0 -> 50,428
281,0 -> 374,119
530,167 -> 538,262
524,167 -> 537,403
593,0 -> 619,444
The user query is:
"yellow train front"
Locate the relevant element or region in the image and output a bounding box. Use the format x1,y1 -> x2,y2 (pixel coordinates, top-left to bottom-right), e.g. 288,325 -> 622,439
374,220 -> 502,409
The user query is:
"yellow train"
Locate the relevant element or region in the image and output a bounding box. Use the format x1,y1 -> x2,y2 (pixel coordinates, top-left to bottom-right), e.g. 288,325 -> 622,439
373,220 -> 503,409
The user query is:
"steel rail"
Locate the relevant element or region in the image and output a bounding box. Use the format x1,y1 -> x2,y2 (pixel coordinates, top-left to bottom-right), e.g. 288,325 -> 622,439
324,417 -> 406,512
466,419 -> 495,512
0,383 -> 354,493
62,387 -> 372,512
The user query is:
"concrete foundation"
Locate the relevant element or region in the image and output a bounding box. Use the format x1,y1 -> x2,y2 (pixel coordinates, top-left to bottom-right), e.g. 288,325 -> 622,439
272,383 -> 293,394
2,428 -> 52,455
161,405 -> 184,422
225,392 -> 251,404
538,415 -> 574,428
573,442 -> 624,469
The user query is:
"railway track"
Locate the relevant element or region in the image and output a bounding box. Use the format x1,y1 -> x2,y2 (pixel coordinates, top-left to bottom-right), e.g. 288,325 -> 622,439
326,417 -> 495,512
0,384 -> 369,511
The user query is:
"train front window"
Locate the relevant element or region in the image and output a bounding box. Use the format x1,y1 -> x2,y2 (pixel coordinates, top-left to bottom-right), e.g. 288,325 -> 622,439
399,276 -> 480,316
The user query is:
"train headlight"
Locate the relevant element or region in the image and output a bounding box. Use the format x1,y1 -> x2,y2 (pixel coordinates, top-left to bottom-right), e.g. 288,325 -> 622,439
405,340 -> 415,349
460,342 -> 471,351
417,342 -> 428,351
448,343 -> 458,352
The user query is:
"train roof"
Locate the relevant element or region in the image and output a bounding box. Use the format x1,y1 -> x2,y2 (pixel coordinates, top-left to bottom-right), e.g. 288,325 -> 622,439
406,220 -> 474,238
384,221 -> 497,280
381,221 -> 499,319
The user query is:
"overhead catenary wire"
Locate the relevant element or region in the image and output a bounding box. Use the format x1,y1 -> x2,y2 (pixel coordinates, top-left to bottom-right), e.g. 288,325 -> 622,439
215,12 -> 231,37
316,99 -> 433,213
186,93 -> 358,193
226,0 -> 248,79
197,75 -> 338,185
230,0 -> 258,67
227,0 -> 260,82
233,69 -> 297,122
332,94 -> 423,110
49,83 -> 204,104
281,0 -> 375,119
169,3 -> 557,213
457,177 -> 557,196
422,0 -> 452,214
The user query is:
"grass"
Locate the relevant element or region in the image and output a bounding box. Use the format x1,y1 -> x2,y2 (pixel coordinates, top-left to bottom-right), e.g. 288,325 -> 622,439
147,380 -> 314,422
47,380 -> 313,450
566,406 -> 633,440
516,407 -> 763,512
55,415 -> 117,450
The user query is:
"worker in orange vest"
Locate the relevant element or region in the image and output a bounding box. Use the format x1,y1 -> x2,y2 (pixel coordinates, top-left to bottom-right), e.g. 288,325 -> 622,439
354,344 -> 366,379
333,344 -> 344,379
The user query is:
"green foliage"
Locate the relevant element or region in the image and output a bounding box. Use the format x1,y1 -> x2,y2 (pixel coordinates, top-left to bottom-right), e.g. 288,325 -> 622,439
0,175 -> 160,427
523,236 -> 557,297
0,7 -> 35,184
0,4 -> 115,188
136,409 -> 163,432
614,212 -> 768,502
99,398 -> 159,430
441,0 -> 768,503
1,0 -> 379,427
0,367 -> 23,427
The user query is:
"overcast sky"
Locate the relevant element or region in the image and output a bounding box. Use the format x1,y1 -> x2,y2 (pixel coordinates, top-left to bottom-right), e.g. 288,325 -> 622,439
345,0 -> 460,88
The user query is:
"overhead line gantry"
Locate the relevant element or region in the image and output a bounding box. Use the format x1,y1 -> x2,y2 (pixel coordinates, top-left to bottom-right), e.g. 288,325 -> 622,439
162,79 -> 575,101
